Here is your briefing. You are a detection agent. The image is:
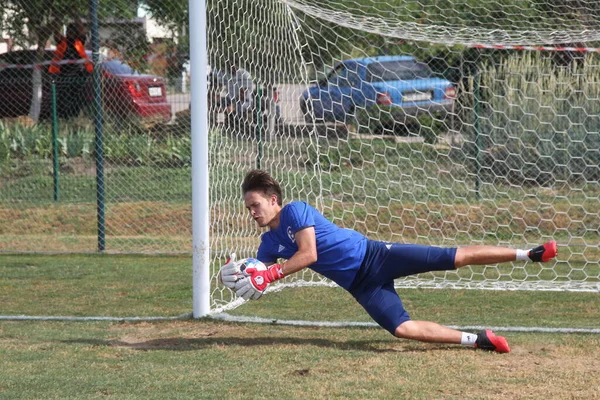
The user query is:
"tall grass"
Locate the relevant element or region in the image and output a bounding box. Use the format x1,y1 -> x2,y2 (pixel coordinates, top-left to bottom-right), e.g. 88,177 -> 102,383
463,52 -> 600,184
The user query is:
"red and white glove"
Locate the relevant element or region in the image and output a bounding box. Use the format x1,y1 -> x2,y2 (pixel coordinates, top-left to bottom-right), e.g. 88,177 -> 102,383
235,264 -> 285,300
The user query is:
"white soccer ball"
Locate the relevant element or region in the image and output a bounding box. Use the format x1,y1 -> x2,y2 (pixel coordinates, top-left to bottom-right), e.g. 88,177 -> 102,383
238,258 -> 267,278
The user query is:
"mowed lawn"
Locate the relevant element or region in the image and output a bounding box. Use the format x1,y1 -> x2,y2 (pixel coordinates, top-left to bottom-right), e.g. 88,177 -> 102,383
1,254 -> 600,399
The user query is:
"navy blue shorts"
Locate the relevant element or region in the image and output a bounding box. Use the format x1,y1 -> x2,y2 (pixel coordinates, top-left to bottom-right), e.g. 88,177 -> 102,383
349,240 -> 457,335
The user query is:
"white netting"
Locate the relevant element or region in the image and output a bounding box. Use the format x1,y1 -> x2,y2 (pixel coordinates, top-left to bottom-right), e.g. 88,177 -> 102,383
283,0 -> 600,46
209,0 -> 600,311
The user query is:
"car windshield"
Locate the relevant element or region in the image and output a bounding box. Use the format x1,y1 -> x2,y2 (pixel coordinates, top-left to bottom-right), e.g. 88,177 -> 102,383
366,61 -> 432,82
102,60 -> 138,75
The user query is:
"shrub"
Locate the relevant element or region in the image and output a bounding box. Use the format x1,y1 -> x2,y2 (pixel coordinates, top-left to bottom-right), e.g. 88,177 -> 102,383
461,52 -> 600,184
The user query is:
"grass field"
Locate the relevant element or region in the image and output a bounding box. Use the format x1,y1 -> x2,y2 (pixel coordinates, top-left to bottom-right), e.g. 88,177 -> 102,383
1,254 -> 600,399
2,131 -> 599,398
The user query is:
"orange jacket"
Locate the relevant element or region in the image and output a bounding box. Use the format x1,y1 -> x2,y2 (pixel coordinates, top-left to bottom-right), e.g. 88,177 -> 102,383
49,38 -> 93,74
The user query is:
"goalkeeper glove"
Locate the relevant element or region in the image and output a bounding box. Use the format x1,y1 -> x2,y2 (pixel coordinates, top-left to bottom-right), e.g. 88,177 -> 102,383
219,253 -> 239,289
235,264 -> 285,300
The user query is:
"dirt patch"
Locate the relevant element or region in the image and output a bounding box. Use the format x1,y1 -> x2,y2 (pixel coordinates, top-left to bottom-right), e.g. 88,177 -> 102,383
109,321 -> 225,349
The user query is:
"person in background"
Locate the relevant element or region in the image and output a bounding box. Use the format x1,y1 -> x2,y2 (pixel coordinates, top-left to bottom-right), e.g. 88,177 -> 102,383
49,17 -> 93,118
224,63 -> 254,135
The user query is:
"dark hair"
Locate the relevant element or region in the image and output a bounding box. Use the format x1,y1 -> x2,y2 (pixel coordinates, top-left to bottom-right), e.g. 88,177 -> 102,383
66,22 -> 86,42
242,170 -> 282,206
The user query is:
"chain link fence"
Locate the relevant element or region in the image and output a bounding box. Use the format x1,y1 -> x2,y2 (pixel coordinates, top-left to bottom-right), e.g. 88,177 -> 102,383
1,1 -> 598,299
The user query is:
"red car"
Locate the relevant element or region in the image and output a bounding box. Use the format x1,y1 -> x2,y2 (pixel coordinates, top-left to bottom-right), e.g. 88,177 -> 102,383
95,57 -> 171,124
0,49 -> 171,123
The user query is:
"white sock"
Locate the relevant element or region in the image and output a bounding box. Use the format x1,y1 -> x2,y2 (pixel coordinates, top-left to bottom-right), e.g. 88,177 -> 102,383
461,332 -> 477,346
516,249 -> 530,261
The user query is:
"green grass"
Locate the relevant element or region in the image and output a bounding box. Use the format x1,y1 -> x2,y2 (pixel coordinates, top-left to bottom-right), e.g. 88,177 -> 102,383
3,146 -> 596,253
1,253 -> 600,399
1,320 -> 598,400
0,162 -> 192,204
3,137 -> 599,206
2,253 -> 598,323
0,254 -> 192,317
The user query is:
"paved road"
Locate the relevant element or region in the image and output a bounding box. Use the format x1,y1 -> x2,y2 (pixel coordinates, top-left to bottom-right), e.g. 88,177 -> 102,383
167,93 -> 190,121
275,84 -> 306,124
167,83 -> 307,124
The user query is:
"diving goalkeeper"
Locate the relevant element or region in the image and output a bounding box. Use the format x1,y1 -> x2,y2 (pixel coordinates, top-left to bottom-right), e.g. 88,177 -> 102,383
222,169 -> 558,353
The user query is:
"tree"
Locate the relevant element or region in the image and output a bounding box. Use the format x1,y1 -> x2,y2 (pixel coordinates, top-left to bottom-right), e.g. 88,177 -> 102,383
0,0 -> 137,121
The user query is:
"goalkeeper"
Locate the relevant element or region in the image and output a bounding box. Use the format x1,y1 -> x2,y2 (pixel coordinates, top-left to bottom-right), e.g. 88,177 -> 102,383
223,169 -> 558,353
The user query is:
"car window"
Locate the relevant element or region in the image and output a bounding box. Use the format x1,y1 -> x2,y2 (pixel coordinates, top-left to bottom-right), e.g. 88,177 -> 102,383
101,60 -> 138,75
366,61 -> 432,82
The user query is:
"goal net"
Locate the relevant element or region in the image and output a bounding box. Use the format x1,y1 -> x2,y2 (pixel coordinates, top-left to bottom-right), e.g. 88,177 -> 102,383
0,0 -> 598,318
208,0 -> 600,313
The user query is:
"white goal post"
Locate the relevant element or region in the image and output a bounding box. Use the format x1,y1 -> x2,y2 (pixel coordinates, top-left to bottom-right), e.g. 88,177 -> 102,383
190,0 -> 211,318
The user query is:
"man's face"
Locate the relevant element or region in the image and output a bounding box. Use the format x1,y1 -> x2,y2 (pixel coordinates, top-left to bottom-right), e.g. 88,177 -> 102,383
244,190 -> 279,228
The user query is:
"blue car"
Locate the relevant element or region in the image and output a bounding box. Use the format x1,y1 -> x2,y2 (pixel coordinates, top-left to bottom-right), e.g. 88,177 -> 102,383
300,55 -> 456,127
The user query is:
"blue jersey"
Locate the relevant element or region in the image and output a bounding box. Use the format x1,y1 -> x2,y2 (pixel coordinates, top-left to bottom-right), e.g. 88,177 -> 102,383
257,201 -> 367,290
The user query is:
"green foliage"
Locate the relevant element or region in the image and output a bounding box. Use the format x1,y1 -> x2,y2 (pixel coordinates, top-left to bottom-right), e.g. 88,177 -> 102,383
469,52 -> 600,184
103,132 -> 191,167
107,24 -> 152,73
297,0 -> 600,30
289,0 -> 600,81
62,131 -> 90,158
0,120 -> 191,168
207,0 -> 303,84
0,121 -> 53,159
141,0 -> 187,29
0,0 -> 138,48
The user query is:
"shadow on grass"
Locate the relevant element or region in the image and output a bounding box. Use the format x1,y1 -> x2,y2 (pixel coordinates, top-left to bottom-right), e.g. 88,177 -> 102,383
61,336 -> 461,353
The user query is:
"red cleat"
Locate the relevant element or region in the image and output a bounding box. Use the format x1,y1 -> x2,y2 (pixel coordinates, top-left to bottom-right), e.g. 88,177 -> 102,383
528,240 -> 558,262
475,329 -> 511,353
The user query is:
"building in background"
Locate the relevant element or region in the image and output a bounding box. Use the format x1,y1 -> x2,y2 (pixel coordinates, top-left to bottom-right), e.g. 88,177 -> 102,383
0,14 -> 175,55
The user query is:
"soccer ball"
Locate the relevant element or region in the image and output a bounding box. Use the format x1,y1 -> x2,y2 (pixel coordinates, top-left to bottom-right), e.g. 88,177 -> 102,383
238,258 -> 267,278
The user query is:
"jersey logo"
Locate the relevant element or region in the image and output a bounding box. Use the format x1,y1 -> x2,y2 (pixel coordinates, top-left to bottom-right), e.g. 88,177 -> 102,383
278,244 -> 286,253
385,244 -> 392,250
287,226 -> 295,242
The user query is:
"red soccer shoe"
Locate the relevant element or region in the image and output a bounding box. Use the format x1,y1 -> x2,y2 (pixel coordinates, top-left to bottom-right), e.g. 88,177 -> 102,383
528,240 -> 558,262
475,329 -> 511,353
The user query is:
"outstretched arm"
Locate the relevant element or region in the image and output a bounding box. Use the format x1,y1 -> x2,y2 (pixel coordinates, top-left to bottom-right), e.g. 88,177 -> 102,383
278,226 -> 317,275
236,226 -> 318,299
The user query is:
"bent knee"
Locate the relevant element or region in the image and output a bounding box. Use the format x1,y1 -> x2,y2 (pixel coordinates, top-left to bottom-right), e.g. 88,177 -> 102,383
394,320 -> 415,338
453,248 -> 465,268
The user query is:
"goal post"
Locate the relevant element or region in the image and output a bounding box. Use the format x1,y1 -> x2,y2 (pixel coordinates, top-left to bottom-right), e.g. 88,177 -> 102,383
190,0 -> 211,318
